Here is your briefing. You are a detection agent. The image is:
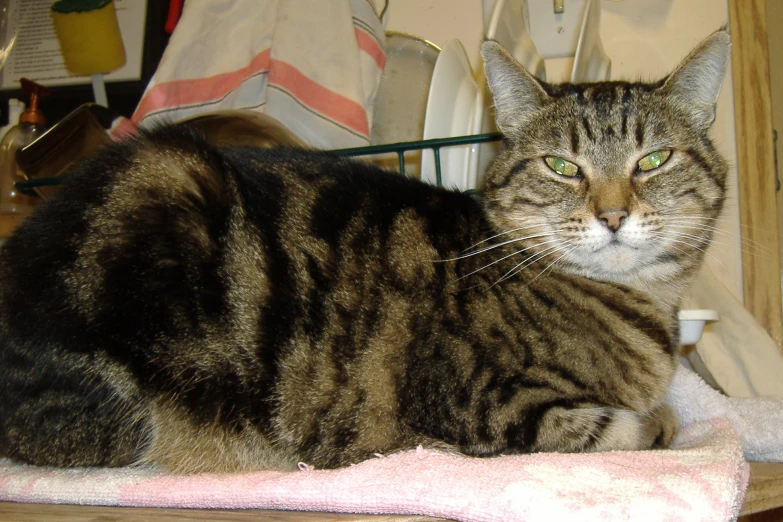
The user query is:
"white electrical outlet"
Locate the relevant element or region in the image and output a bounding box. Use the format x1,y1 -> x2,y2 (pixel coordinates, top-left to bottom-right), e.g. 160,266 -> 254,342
526,0 -> 589,58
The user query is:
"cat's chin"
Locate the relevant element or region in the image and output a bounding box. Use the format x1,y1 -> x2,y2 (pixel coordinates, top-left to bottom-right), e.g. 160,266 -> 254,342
564,243 -> 681,288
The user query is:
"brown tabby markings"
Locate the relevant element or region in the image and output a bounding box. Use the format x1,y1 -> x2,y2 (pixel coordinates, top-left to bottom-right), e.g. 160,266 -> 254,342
0,29 -> 730,473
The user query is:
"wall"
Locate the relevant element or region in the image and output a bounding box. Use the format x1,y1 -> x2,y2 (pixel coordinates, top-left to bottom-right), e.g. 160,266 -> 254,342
375,0 -> 743,302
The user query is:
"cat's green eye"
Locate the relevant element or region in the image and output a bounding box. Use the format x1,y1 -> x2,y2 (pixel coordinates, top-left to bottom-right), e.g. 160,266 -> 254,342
637,150 -> 672,172
545,157 -> 579,178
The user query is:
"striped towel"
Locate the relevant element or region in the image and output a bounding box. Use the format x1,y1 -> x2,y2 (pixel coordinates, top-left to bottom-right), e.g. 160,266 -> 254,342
124,0 -> 385,149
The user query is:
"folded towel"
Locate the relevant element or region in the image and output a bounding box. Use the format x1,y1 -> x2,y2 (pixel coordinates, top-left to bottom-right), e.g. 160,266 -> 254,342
667,363 -> 783,462
127,0 -> 385,149
0,418 -> 749,521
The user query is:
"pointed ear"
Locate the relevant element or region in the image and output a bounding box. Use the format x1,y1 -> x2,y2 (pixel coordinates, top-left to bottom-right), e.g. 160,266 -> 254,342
662,28 -> 731,129
481,40 -> 548,136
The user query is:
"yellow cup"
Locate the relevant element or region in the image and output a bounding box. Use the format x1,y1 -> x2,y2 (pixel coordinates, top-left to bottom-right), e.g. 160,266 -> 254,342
51,0 -> 127,75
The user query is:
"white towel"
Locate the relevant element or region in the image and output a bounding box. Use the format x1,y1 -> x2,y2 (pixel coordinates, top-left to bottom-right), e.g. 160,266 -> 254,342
667,363 -> 783,462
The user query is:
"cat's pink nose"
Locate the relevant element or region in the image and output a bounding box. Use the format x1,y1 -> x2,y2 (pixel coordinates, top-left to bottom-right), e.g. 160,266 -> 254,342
598,209 -> 628,232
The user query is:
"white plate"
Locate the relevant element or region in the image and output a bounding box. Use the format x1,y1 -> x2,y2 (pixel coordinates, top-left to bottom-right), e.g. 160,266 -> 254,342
472,0 -> 546,190
485,0 -> 545,80
370,32 -> 439,179
371,32 -> 439,146
421,39 -> 478,191
466,81 -> 485,191
678,309 -> 720,345
570,0 -> 611,83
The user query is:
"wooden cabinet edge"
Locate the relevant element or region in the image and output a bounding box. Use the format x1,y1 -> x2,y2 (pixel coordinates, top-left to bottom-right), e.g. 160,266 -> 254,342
728,0 -> 783,349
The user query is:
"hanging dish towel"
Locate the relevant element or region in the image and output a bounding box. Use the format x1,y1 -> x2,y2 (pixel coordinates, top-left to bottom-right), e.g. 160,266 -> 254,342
121,0 -> 385,149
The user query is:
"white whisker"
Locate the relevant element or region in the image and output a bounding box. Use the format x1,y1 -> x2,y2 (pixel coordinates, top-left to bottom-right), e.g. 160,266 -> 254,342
662,220 -> 770,256
438,231 -> 562,262
529,245 -> 580,283
457,237 -> 565,281
666,228 -> 724,248
649,232 -> 729,271
490,241 -> 575,288
461,224 -> 551,252
659,212 -> 769,233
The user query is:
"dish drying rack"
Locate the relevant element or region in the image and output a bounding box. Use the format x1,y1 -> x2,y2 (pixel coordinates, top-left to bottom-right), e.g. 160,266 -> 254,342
333,132 -> 502,189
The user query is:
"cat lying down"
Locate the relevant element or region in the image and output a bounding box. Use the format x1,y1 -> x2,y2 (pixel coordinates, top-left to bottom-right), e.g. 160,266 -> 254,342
0,29 -> 730,473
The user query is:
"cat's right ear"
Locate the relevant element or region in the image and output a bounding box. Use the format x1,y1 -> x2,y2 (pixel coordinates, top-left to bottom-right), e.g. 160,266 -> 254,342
661,28 -> 731,130
481,40 -> 549,136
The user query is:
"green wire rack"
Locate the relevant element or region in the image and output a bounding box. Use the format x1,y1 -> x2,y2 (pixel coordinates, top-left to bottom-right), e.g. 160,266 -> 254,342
15,132 -> 504,193
332,132 -> 502,187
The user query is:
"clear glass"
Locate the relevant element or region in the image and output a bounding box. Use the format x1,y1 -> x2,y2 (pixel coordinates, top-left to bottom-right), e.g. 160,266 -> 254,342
0,0 -> 17,72
0,122 -> 43,215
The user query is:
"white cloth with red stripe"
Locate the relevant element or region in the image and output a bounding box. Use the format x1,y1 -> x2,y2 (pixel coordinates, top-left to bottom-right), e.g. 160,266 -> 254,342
127,0 -> 385,149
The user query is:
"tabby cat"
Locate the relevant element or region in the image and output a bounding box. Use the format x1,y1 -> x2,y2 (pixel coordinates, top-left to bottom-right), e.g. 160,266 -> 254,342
0,29 -> 730,473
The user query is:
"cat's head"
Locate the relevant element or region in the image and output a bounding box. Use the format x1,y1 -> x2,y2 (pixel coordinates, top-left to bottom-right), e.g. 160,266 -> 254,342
480,29 -> 730,293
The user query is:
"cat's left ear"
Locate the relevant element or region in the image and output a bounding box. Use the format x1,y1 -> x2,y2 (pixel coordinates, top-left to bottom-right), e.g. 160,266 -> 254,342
481,39 -> 549,137
662,27 -> 731,130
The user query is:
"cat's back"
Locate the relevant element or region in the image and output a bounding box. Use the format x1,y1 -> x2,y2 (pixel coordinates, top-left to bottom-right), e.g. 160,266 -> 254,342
0,125 -> 493,354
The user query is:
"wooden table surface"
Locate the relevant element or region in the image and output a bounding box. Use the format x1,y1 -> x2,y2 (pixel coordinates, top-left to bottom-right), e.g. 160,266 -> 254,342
0,462 -> 780,522
0,503 -> 451,522
740,462 -> 783,516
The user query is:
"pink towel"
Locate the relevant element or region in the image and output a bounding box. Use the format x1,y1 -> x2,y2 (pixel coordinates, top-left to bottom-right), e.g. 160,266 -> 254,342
0,419 -> 749,521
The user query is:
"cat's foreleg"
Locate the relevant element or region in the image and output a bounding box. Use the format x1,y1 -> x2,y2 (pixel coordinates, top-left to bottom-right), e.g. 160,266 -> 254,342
530,402 -> 679,452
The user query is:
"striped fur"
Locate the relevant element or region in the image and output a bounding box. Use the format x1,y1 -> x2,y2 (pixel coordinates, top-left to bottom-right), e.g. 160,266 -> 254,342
0,30 -> 729,472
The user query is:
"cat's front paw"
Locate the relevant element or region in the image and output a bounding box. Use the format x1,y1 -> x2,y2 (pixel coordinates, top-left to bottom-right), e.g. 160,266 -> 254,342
641,404 -> 679,449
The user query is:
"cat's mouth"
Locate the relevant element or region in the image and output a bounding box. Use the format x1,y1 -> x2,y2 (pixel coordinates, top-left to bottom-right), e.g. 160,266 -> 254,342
563,235 -> 652,280
602,234 -> 649,260
583,232 -> 641,253
606,237 -> 638,250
